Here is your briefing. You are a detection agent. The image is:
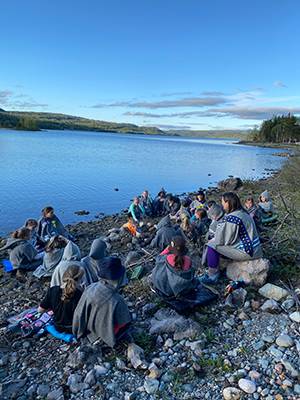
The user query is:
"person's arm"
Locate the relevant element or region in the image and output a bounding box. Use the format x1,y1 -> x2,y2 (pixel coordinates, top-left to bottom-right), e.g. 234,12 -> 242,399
129,203 -> 137,220
38,306 -> 48,314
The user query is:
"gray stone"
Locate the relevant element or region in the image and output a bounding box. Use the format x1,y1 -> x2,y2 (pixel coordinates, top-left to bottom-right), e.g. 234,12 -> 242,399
275,334 -> 294,348
173,318 -> 203,341
148,362 -> 163,379
186,339 -> 206,351
281,358 -> 297,372
84,370 -> 96,385
149,308 -> 185,335
289,311 -> 300,323
46,388 -> 64,400
27,384 -> 37,395
217,177 -> 242,191
226,258 -> 271,287
123,251 -> 140,266
37,385 -> 51,396
232,288 -> 247,308
262,334 -> 275,343
238,378 -> 256,393
0,354 -> 9,366
258,283 -> 289,301
268,347 -> 283,358
294,384 -> 300,394
0,380 -> 26,398
124,393 -> 135,400
107,383 -> 119,390
142,303 -> 157,317
66,345 -> 100,368
116,357 -> 129,371
261,388 -> 269,396
69,382 -> 90,394
261,299 -> 281,313
109,232 -> 119,241
127,343 -> 148,369
161,372 -> 175,382
258,359 -> 269,369
282,299 -> 295,310
181,383 -> 194,392
252,340 -> 266,351
144,378 -> 159,394
223,387 -> 243,400
93,365 -> 109,376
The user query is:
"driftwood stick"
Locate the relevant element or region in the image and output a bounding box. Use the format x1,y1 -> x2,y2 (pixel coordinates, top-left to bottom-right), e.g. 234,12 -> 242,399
263,213 -> 290,244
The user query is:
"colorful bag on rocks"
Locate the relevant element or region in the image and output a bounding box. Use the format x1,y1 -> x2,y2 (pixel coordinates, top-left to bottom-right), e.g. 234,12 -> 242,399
7,308 -> 54,338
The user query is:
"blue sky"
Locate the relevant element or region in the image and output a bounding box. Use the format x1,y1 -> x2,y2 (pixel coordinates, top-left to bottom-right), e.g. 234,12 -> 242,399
1,0 -> 299,131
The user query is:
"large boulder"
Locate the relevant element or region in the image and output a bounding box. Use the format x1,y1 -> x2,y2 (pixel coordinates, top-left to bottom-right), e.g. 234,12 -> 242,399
226,258 -> 271,287
217,178 -> 242,191
149,308 -> 185,335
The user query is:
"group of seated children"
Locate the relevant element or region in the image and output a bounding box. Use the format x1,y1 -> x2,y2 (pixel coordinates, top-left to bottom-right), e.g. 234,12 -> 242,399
2,188 -> 273,349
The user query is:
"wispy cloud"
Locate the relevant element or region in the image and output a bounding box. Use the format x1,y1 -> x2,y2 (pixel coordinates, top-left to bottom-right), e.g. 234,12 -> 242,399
93,97 -> 226,109
145,124 -> 193,130
273,81 -> 287,88
201,91 -> 227,96
160,92 -> 192,97
12,101 -> 48,109
234,87 -> 244,92
250,86 -> 264,91
124,107 -> 300,120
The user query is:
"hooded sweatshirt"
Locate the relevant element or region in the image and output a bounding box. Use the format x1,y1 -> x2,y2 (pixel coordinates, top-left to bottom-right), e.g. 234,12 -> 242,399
81,239 -> 111,285
207,209 -> 262,260
2,238 -> 39,270
33,247 -> 65,278
37,214 -> 70,242
50,241 -> 86,287
150,215 -> 179,251
152,254 -> 198,297
207,204 -> 225,237
72,278 -> 131,348
154,188 -> 167,213
163,197 -> 181,215
258,190 -> 274,214
140,194 -> 154,215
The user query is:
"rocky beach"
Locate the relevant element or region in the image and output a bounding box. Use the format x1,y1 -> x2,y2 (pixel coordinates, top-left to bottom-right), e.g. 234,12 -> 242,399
0,159 -> 300,400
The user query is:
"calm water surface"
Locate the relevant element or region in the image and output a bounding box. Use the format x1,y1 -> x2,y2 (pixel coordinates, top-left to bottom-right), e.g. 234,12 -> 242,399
0,129 -> 289,236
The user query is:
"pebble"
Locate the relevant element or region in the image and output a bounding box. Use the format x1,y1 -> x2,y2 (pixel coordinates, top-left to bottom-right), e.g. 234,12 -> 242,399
144,378 -> 159,394
275,334 -> 294,347
238,378 -> 257,393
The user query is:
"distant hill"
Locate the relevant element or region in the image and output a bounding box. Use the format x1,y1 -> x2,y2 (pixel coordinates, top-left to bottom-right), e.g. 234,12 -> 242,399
0,109 -> 249,139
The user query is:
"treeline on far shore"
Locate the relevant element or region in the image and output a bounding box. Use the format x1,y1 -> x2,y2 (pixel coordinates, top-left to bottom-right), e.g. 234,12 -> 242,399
248,114 -> 300,144
0,108 -> 248,139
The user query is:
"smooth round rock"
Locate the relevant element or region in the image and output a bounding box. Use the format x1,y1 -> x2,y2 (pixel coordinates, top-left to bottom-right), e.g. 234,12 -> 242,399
289,312 -> 300,322
275,334 -> 294,347
238,378 -> 257,394
223,387 -> 243,400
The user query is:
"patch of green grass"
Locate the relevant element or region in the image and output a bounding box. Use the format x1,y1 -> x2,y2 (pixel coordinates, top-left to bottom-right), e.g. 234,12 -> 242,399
204,328 -> 216,342
134,332 -> 153,357
240,346 -> 247,355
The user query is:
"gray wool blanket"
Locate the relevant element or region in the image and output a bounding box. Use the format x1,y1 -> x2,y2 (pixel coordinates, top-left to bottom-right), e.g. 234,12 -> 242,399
72,280 -> 131,348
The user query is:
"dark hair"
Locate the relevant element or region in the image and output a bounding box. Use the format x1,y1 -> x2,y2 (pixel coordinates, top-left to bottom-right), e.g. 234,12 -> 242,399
42,206 -> 54,216
25,219 -> 38,228
168,195 -> 175,202
182,200 -> 190,208
174,256 -> 184,271
195,208 -> 207,219
45,234 -> 68,259
12,227 -> 31,239
61,264 -> 84,302
222,192 -> 247,215
245,196 -> 254,204
207,200 -> 216,207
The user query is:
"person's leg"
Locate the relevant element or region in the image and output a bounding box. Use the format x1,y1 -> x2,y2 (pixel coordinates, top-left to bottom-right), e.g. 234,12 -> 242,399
207,246 -> 219,277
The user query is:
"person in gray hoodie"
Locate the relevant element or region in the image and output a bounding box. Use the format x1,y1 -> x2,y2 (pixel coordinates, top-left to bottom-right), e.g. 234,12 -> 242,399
2,228 -> 43,270
200,192 -> 262,284
50,241 -> 87,287
206,203 -> 225,240
258,190 -> 274,214
81,239 -> 111,284
150,215 -> 181,252
154,188 -> 167,215
72,257 -> 131,348
152,236 -> 198,297
34,235 -> 68,278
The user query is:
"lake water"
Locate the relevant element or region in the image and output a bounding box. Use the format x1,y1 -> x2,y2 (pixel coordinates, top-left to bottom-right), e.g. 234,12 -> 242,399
0,129 -> 289,237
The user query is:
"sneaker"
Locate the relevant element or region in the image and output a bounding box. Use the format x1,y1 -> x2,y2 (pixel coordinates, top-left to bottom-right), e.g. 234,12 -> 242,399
198,273 -> 218,284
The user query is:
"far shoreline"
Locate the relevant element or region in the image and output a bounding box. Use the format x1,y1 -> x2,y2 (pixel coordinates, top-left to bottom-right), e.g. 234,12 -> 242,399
236,140 -> 300,151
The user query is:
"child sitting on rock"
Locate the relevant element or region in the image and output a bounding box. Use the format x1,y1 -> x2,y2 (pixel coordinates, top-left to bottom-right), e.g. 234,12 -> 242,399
152,236 -> 198,297
206,204 -> 225,240
258,190 -> 274,214
129,197 -> 145,224
38,206 -> 74,243
190,191 -> 208,214
193,208 -> 211,239
245,197 -> 264,228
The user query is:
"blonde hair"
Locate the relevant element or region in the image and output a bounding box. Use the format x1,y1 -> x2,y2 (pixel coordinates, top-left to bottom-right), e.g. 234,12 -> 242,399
45,235 -> 68,259
12,227 -> 31,239
61,265 -> 84,302
133,197 -> 139,202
